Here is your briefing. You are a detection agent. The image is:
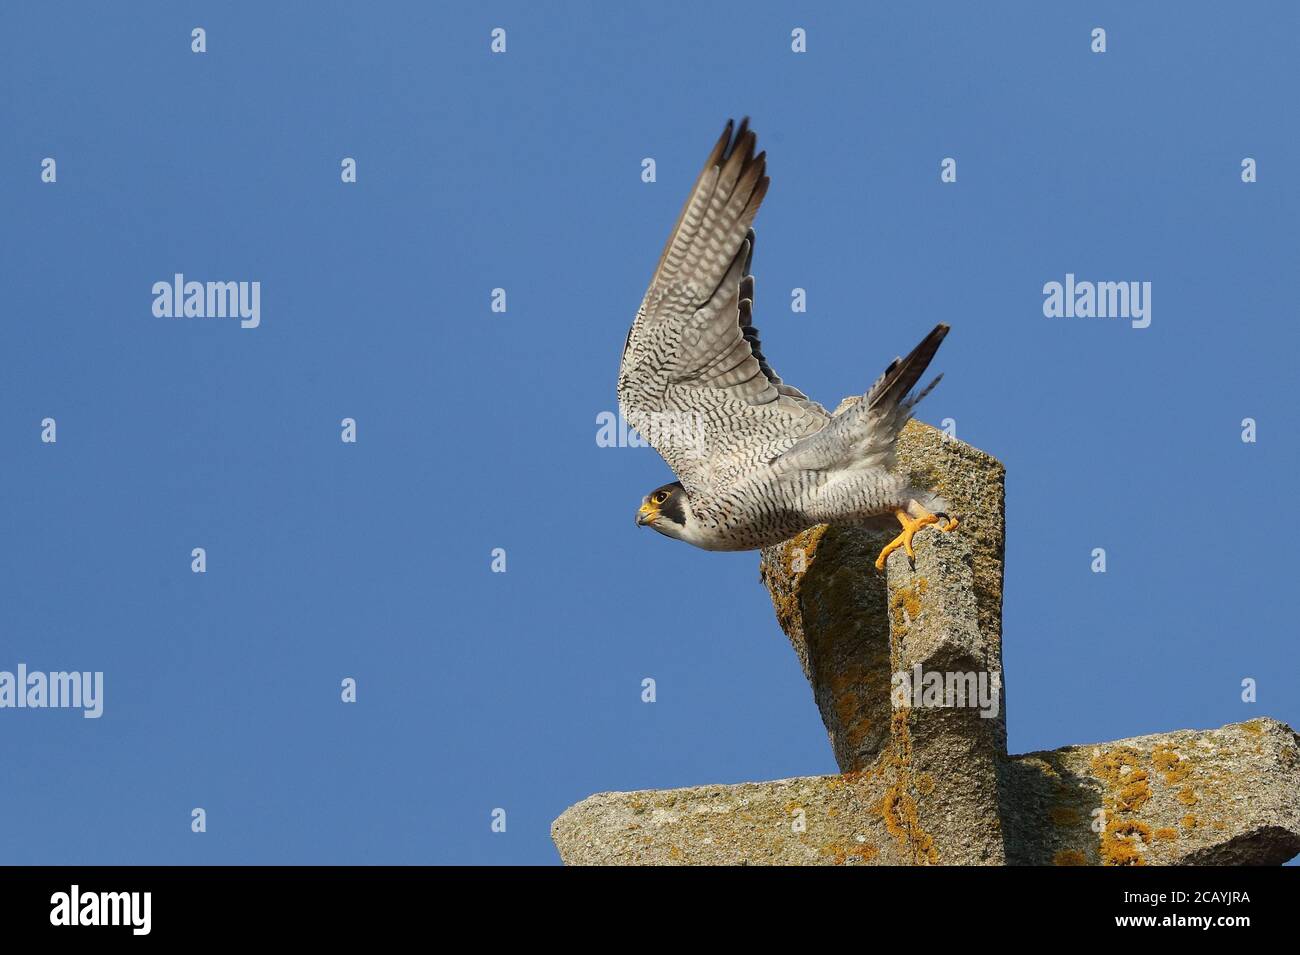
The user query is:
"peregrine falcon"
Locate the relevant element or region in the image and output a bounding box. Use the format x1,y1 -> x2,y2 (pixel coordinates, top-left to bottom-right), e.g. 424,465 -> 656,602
618,119 -> 958,570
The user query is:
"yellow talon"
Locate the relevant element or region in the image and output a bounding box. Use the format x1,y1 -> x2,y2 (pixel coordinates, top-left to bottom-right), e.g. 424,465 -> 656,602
874,504 -> 959,571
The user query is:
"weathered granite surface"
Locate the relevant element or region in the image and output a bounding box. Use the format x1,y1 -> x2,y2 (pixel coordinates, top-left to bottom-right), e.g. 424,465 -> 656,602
1001,718 -> 1300,866
758,419 -> 1006,771
552,717 -> 1300,865
553,418 -> 1300,865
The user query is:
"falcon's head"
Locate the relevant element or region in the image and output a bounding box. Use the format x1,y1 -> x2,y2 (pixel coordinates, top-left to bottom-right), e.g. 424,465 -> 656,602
635,482 -> 692,541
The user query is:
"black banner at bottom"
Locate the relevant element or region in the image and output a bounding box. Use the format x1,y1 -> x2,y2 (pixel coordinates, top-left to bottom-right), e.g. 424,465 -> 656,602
0,864 -> 1289,939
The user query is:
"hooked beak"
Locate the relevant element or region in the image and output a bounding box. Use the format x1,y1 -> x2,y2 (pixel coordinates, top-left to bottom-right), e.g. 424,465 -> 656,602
636,503 -> 658,527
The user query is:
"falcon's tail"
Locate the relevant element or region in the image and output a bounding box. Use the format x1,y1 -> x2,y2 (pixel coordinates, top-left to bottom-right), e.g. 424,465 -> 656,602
863,323 -> 948,418
768,324 -> 949,474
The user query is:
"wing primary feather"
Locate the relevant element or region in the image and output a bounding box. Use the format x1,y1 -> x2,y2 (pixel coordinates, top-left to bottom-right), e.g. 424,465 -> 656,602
649,120 -> 733,283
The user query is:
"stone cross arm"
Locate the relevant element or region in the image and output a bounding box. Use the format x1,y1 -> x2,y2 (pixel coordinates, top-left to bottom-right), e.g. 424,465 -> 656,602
551,717 -> 1300,865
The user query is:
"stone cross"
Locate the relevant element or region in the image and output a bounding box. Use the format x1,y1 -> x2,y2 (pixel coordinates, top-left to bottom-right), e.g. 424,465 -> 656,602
552,418 -> 1300,865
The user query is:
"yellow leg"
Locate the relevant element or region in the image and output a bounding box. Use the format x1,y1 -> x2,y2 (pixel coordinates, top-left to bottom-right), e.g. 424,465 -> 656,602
874,503 -> 959,571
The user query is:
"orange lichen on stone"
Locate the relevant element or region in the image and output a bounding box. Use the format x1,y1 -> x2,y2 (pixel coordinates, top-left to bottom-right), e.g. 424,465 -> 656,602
1100,820 -> 1152,866
1151,745 -> 1193,786
767,585 -> 800,632
1050,806 -> 1082,826
1181,814 -> 1199,829
1241,719 -> 1263,735
885,710 -> 912,767
1177,786 -> 1198,806
1089,746 -> 1144,787
871,706 -> 938,864
820,842 -> 850,865
916,773 -> 935,796
843,721 -> 873,752
821,840 -> 879,866
1154,827 -> 1179,842
833,690 -> 859,726
1090,745 -> 1154,860
1053,849 -> 1088,866
762,526 -> 828,631
888,580 -> 928,634
1115,770 -> 1152,813
881,784 -> 937,864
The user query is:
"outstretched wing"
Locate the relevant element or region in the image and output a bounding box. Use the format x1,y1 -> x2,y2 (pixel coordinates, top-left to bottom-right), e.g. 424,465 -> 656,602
618,119 -> 828,497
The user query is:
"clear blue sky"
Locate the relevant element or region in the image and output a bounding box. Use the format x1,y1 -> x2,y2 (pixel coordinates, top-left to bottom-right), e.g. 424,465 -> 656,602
2,1 -> 1296,865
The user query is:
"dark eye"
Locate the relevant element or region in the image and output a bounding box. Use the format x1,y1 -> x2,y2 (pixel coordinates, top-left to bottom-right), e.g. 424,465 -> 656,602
653,491 -> 670,505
